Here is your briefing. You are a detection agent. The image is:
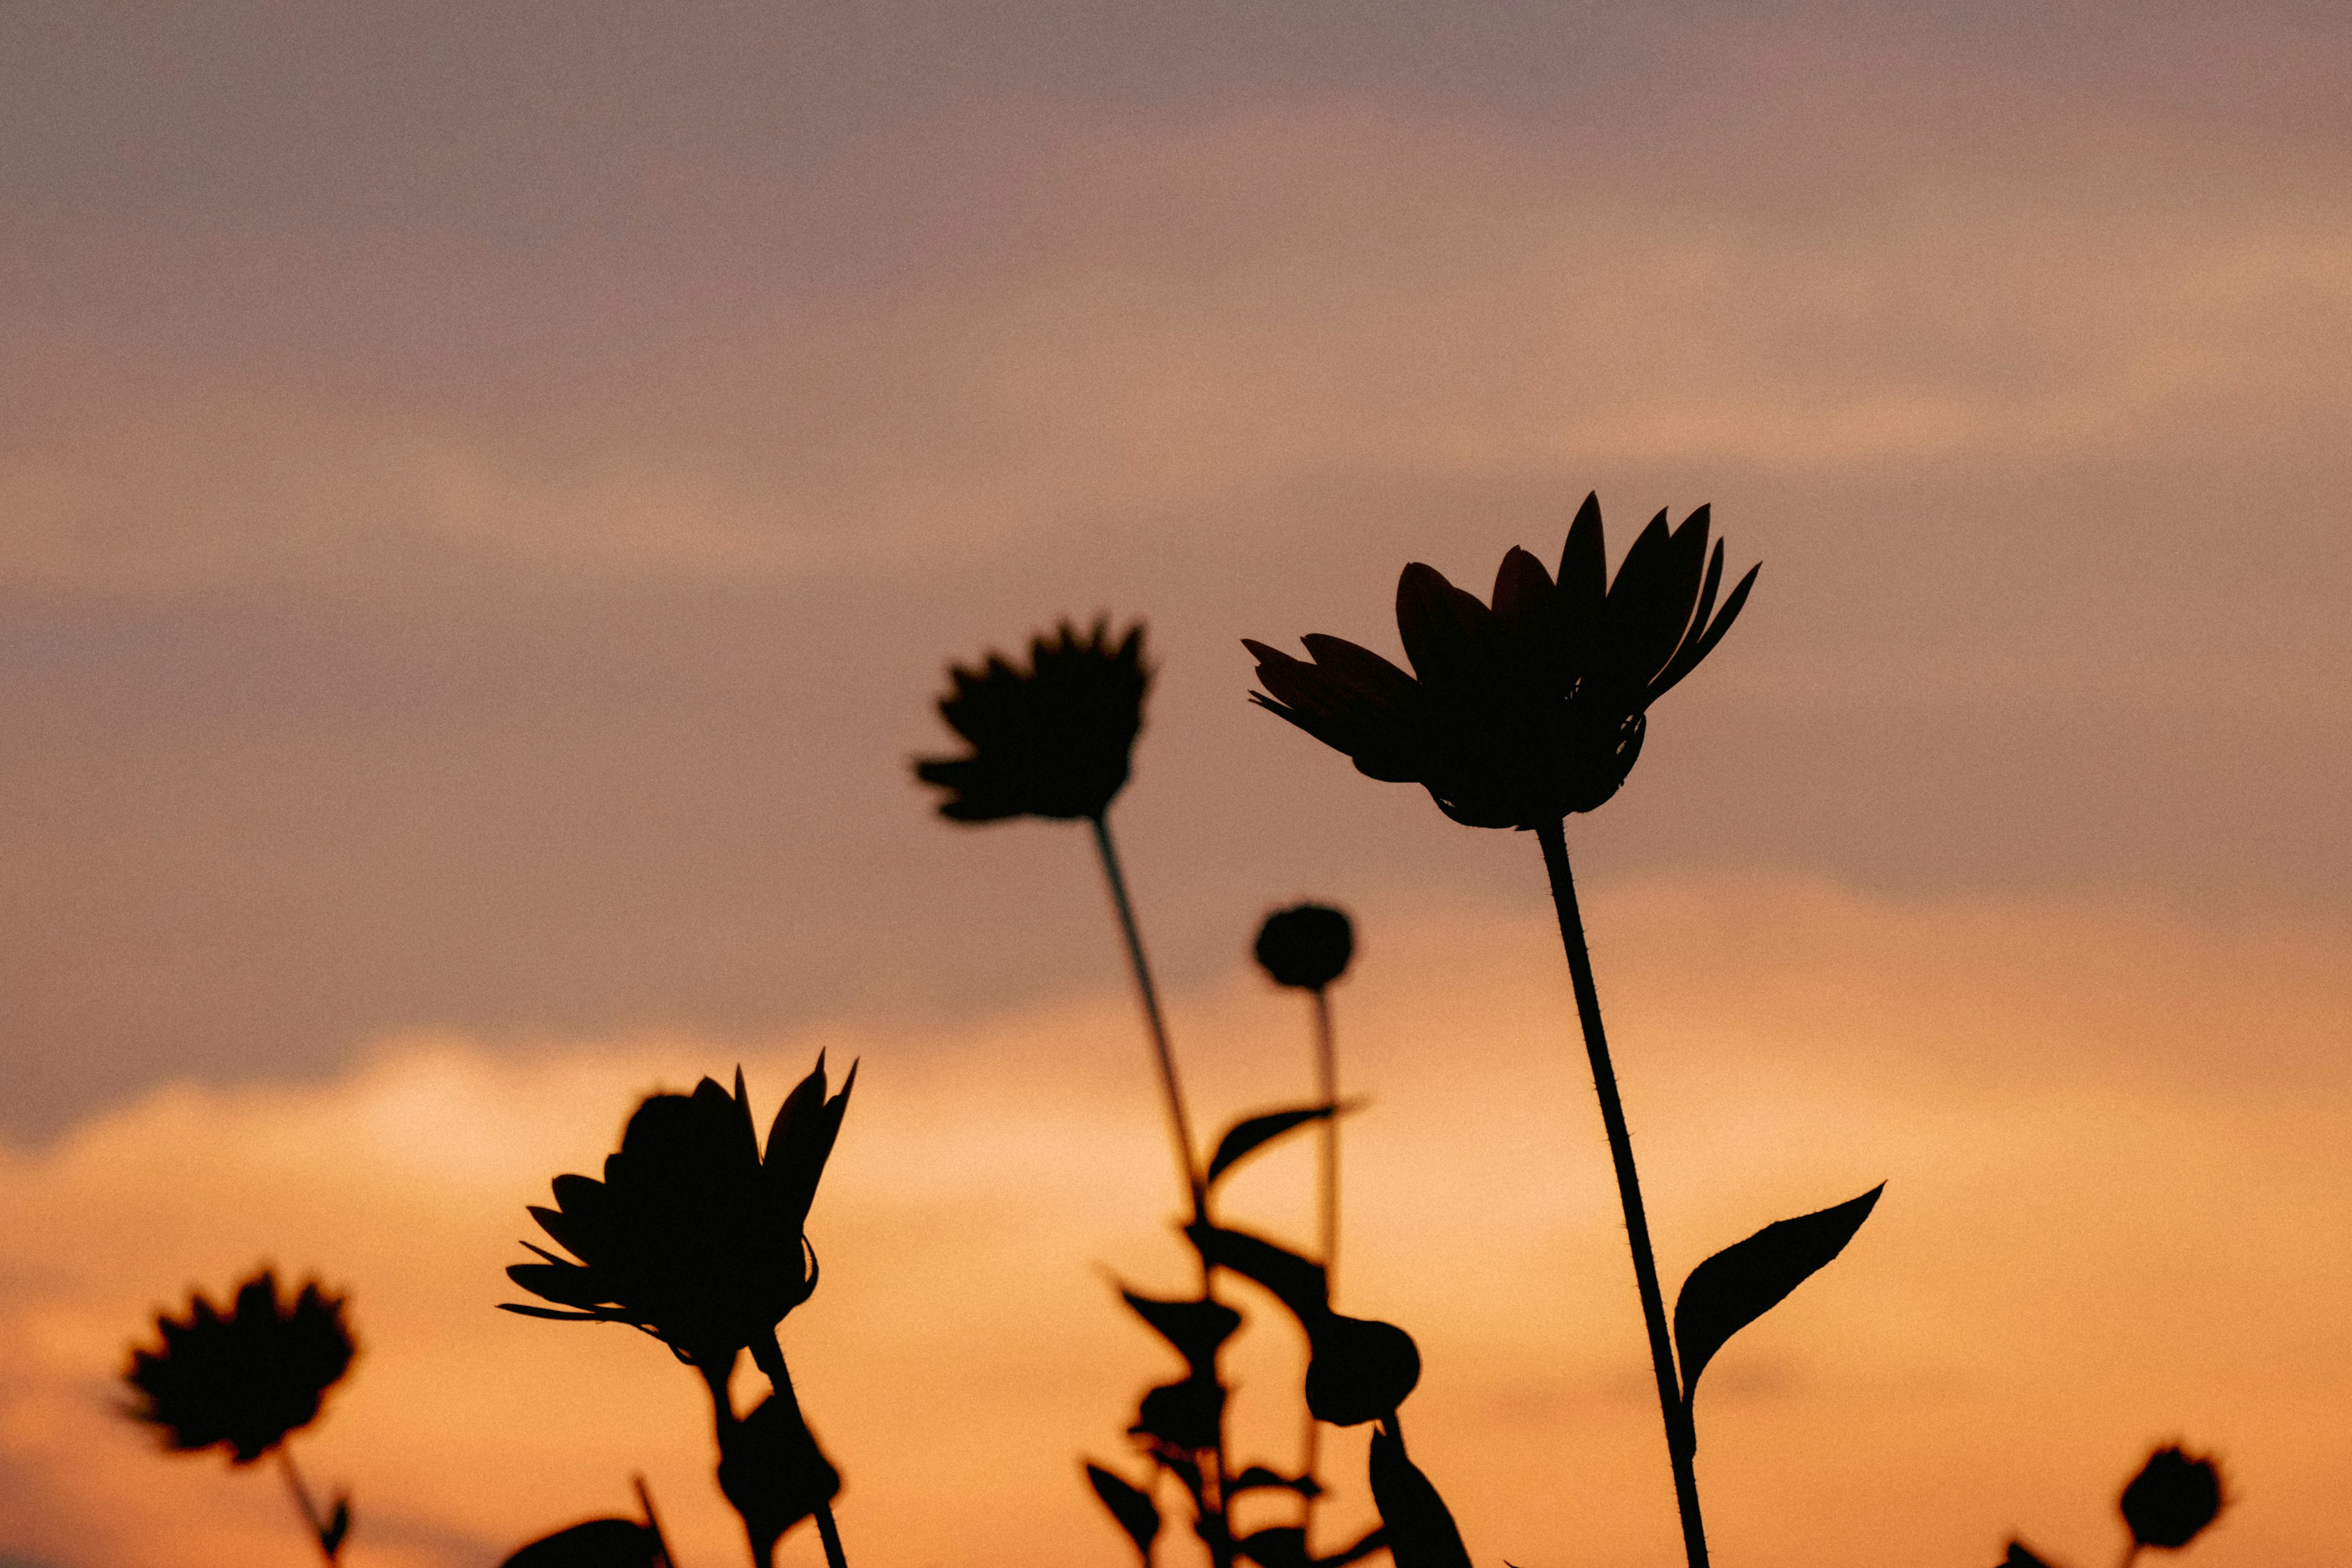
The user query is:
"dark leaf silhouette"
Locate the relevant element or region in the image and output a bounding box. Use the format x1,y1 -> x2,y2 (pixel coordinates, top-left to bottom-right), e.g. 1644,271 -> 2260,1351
1368,1427 -> 1472,1568
321,1495 -> 352,1559
715,1393 -> 841,1564
1246,493 -> 1758,828
1999,1544 -> 2058,1568
1086,1463 -> 1162,1560
1188,1223 -> 1419,1425
1673,1183 -> 1883,1411
503,1058 -> 854,1370
1132,1373 -> 1227,1453
1206,1104 -> 1342,1189
915,618 -> 1150,821
123,1268 -> 356,1464
500,1519 -> 662,1568
2120,1446 -> 2225,1550
1319,1527 -> 1394,1567
1229,1464 -> 1322,1498
1254,903 -> 1355,990
1237,1525 -> 1311,1568
1121,1289 -> 1243,1379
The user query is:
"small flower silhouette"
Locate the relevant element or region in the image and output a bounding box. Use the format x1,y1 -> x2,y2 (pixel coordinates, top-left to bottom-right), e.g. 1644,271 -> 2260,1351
1254,902 -> 1354,991
2120,1446 -> 2225,1551
504,1058 -> 855,1369
124,1270 -> 355,1464
1245,494 -> 1757,829
915,618 -> 1150,821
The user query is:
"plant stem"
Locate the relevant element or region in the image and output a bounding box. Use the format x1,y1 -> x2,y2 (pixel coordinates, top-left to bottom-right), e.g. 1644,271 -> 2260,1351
274,1445 -> 338,1566
635,1475 -> 677,1568
1300,984 -> 1339,1544
752,1333 -> 850,1568
1535,818 -> 1707,1568
1089,810 -> 1205,1224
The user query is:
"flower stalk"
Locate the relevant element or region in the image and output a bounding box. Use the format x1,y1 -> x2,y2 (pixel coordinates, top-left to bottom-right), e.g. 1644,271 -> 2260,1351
1537,818 -> 1706,1568
274,1446 -> 341,1566
1091,810 -> 1206,1224
752,1331 -> 850,1568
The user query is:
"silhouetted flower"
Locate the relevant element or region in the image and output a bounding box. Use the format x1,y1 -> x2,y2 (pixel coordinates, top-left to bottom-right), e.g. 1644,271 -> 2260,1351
124,1269 -> 355,1464
916,618 -> 1150,821
1245,494 -> 1757,829
504,1058 -> 855,1369
1254,903 -> 1354,990
2120,1446 -> 2224,1550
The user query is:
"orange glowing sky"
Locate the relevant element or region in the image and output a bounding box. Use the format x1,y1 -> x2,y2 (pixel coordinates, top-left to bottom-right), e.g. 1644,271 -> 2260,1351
2,4 -> 2348,1566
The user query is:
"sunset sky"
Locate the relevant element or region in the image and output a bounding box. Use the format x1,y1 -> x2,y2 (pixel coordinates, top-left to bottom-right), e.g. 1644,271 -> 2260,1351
2,3 -> 2347,1566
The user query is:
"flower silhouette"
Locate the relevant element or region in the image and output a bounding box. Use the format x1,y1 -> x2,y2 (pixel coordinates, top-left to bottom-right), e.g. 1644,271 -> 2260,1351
1254,902 -> 1355,992
2120,1446 -> 2225,1551
504,1058 -> 855,1369
1244,494 -> 1757,829
916,618 -> 1150,821
124,1270 -> 355,1464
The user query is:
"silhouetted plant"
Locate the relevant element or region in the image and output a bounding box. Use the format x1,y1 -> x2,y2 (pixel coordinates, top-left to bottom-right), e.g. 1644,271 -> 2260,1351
503,1477 -> 674,1568
1253,902 -> 1355,1551
1250,494 -> 1879,1568
123,1268 -> 356,1564
2003,1443 -> 2226,1567
503,1058 -> 856,1568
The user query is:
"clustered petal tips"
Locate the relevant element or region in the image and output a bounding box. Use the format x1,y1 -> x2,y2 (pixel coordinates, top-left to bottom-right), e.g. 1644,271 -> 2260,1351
503,1057 -> 856,1370
124,1269 -> 356,1464
1253,902 -> 1354,992
916,618 -> 1151,822
1245,493 -> 1757,829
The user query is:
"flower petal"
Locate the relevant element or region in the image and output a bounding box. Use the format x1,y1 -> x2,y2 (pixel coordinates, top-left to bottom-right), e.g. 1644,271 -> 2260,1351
1487,546 -> 1555,643
1394,564 -> 1502,692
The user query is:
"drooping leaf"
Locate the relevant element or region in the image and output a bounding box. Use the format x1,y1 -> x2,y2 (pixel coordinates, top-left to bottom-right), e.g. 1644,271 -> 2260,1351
1303,1313 -> 1421,1427
1228,1464 -> 1322,1499
1085,1462 -> 1161,1560
1238,1525 -> 1312,1568
1121,1287 -> 1244,1378
715,1395 -> 840,1562
1207,1104 -> 1341,1189
1131,1374 -> 1226,1452
1367,1428 -> 1472,1568
1673,1183 -> 1883,1410
500,1518 -> 662,1568
1186,1224 -> 1329,1322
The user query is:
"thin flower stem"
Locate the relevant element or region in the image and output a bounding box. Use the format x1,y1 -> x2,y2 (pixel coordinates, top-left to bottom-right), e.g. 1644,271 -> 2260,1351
1089,810 -> 1206,1224
752,1333 -> 850,1568
1535,819 -> 1708,1568
1300,984 -> 1339,1544
274,1445 -> 337,1566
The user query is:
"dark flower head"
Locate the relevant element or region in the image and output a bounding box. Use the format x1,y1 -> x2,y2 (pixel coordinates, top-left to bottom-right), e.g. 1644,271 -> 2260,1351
503,1057 -> 856,1370
1245,493 -> 1757,829
1254,902 -> 1355,991
124,1269 -> 355,1464
916,618 -> 1150,821
2120,1446 -> 2225,1550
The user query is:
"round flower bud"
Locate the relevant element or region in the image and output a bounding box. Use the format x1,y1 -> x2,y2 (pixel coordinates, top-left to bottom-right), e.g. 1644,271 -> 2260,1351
2120,1446 -> 2224,1550
1254,903 -> 1354,990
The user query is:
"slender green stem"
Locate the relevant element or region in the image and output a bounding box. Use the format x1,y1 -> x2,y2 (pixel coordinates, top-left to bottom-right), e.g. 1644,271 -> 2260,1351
1535,819 -> 1707,1568
274,1445 -> 339,1566
1089,810 -> 1206,1224
752,1333 -> 850,1568
1300,984 -> 1338,1544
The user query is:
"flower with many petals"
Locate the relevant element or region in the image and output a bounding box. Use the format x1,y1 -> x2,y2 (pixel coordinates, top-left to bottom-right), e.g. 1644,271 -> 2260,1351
915,618 -> 1150,821
125,1270 -> 356,1464
1245,494 -> 1757,829
504,1058 -> 854,1369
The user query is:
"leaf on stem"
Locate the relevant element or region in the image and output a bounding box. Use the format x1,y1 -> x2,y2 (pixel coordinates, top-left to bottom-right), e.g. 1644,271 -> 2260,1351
1367,1428 -> 1472,1568
1188,1223 -> 1419,1426
1319,1526 -> 1393,1568
1228,1464 -> 1322,1498
1131,1374 -> 1227,1452
715,1393 -> 841,1562
1186,1224 -> 1328,1322
1085,1463 -> 1162,1559
500,1519 -> 663,1568
1673,1183 -> 1883,1412
1206,1104 -> 1345,1189
1121,1287 -> 1243,1379
1238,1525 -> 1312,1568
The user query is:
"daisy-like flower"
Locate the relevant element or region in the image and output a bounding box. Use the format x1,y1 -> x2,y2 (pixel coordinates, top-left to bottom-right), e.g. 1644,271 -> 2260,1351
504,1058 -> 854,1370
1245,494 -> 1757,829
125,1270 -> 356,1464
915,618 -> 1149,822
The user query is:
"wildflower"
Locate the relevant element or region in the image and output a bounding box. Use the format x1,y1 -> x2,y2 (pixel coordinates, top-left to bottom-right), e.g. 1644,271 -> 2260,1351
124,1270 -> 355,1464
504,1058 -> 854,1370
916,618 -> 1150,821
1245,494 -> 1757,829
1254,903 -> 1354,991
2120,1446 -> 2224,1550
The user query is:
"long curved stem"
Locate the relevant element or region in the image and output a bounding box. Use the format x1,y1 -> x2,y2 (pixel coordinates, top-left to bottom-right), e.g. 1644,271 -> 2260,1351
1536,819 -> 1707,1568
1090,811 -> 1205,1224
1300,984 -> 1338,1544
752,1333 -> 850,1568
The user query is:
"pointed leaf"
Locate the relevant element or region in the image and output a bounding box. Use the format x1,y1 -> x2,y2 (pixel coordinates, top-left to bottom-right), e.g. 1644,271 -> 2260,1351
1085,1463 -> 1162,1559
500,1518 -> 662,1568
1207,1104 -> 1341,1189
1238,1526 -> 1312,1568
1187,1224 -> 1329,1323
1120,1289 -> 1243,1378
1368,1428 -> 1472,1568
320,1497 -> 351,1559
1674,1184 -> 1883,1408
